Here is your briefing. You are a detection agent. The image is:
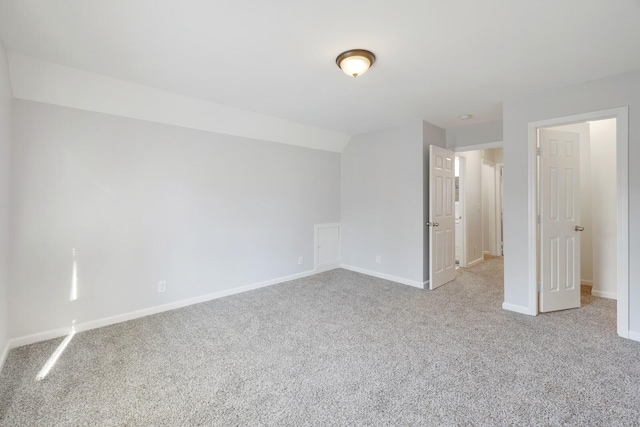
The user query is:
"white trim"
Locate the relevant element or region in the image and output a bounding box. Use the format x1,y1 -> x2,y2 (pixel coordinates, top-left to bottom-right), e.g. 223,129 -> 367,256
456,155 -> 468,268
467,257 -> 484,268
314,262 -> 341,273
495,163 -> 504,257
526,107 -> 629,340
7,53 -> 350,153
452,141 -> 503,152
591,290 -> 617,300
0,342 -> 9,373
8,267 -> 334,349
502,302 -> 537,316
314,223 -> 341,270
340,264 -> 425,289
628,330 -> 640,342
527,121 -> 539,318
616,109 -> 630,339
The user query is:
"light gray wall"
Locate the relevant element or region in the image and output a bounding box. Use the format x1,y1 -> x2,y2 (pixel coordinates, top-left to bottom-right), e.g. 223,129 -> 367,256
422,121 -> 446,282
10,100 -> 341,339
446,119 -> 503,149
341,121 -> 424,284
503,70 -> 640,333
0,42 -> 11,359
590,119 -> 617,297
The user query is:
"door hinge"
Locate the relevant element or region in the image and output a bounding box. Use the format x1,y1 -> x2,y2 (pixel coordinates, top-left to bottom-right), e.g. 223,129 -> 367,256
537,282 -> 541,292
537,214 -> 541,224
537,147 -> 542,156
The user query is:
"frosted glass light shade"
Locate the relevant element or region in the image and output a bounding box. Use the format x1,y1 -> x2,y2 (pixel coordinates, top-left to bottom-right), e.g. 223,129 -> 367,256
336,49 -> 376,78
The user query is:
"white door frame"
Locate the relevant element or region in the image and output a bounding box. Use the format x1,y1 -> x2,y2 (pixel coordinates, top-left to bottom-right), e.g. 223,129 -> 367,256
482,159 -> 497,256
456,155 -> 467,267
496,163 -> 504,256
454,142 -> 504,266
527,107 -> 629,338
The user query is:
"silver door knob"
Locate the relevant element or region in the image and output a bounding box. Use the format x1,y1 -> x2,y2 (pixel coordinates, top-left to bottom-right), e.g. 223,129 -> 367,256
426,222 -> 440,227
575,226 -> 585,231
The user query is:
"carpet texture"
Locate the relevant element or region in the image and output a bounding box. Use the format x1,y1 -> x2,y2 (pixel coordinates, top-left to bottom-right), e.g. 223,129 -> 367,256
1,257 -> 639,426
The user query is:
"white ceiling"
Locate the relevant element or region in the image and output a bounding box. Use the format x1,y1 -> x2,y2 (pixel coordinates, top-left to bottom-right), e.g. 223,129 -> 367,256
1,0 -> 639,135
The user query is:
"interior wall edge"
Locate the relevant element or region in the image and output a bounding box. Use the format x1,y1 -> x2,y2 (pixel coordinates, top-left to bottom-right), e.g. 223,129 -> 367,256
0,342 -> 8,374
8,266 -> 338,349
501,302 -> 536,316
628,330 -> 640,342
339,264 -> 425,289
7,52 -> 350,153
591,290 -> 617,300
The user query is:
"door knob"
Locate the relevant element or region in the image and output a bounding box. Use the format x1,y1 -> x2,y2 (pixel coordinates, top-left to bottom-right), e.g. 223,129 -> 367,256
426,222 -> 440,227
575,226 -> 585,232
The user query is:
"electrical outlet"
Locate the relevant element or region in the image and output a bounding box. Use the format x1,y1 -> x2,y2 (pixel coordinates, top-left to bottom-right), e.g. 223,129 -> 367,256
298,256 -> 303,265
158,281 -> 167,293
376,255 -> 381,264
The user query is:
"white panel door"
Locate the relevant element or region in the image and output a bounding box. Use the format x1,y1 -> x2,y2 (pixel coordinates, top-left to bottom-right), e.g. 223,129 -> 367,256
429,145 -> 456,289
539,129 -> 581,312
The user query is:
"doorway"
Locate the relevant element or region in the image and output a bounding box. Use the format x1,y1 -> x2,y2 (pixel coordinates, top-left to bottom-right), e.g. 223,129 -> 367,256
454,144 -> 504,269
454,156 -> 465,267
528,107 -> 629,337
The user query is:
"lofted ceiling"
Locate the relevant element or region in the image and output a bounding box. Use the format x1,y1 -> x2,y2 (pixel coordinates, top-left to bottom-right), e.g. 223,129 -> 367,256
0,0 -> 639,135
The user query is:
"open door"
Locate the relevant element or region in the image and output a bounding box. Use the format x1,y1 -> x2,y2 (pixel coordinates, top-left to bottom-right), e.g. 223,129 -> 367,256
539,129 -> 582,312
428,145 -> 456,289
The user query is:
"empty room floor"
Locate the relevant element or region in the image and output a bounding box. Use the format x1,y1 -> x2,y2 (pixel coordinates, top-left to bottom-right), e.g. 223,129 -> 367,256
1,257 -> 639,426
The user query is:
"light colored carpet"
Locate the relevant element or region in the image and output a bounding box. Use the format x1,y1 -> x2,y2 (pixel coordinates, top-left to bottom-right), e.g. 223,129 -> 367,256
1,257 -> 639,426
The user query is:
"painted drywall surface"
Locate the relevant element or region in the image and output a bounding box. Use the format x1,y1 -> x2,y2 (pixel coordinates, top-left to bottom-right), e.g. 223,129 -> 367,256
341,121 -> 424,284
503,71 -> 639,330
482,149 -> 496,163
457,150 -> 483,265
7,53 -> 350,153
483,148 -> 504,164
547,123 -> 593,283
590,119 -> 617,297
10,100 -> 340,338
0,41 -> 11,360
422,121 -> 447,282
482,162 -> 496,255
446,120 -> 503,149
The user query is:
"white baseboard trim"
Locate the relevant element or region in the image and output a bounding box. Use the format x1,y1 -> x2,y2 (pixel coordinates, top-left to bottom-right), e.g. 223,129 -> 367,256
628,330 -> 640,342
502,302 -> 537,316
339,264 -> 425,289
8,267 -> 333,349
467,257 -> 484,268
315,262 -> 341,273
0,341 -> 9,373
591,290 -> 617,300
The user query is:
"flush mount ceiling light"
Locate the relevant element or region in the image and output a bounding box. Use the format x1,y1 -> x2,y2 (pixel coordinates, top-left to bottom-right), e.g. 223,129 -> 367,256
459,114 -> 473,120
336,49 -> 376,78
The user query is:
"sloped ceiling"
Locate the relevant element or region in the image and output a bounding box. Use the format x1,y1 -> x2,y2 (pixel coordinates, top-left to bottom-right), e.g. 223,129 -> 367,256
1,0 -> 639,136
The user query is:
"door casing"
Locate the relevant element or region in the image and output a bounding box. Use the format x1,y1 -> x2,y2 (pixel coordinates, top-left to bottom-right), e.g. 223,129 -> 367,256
453,142 -> 504,268
527,107 -> 629,338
